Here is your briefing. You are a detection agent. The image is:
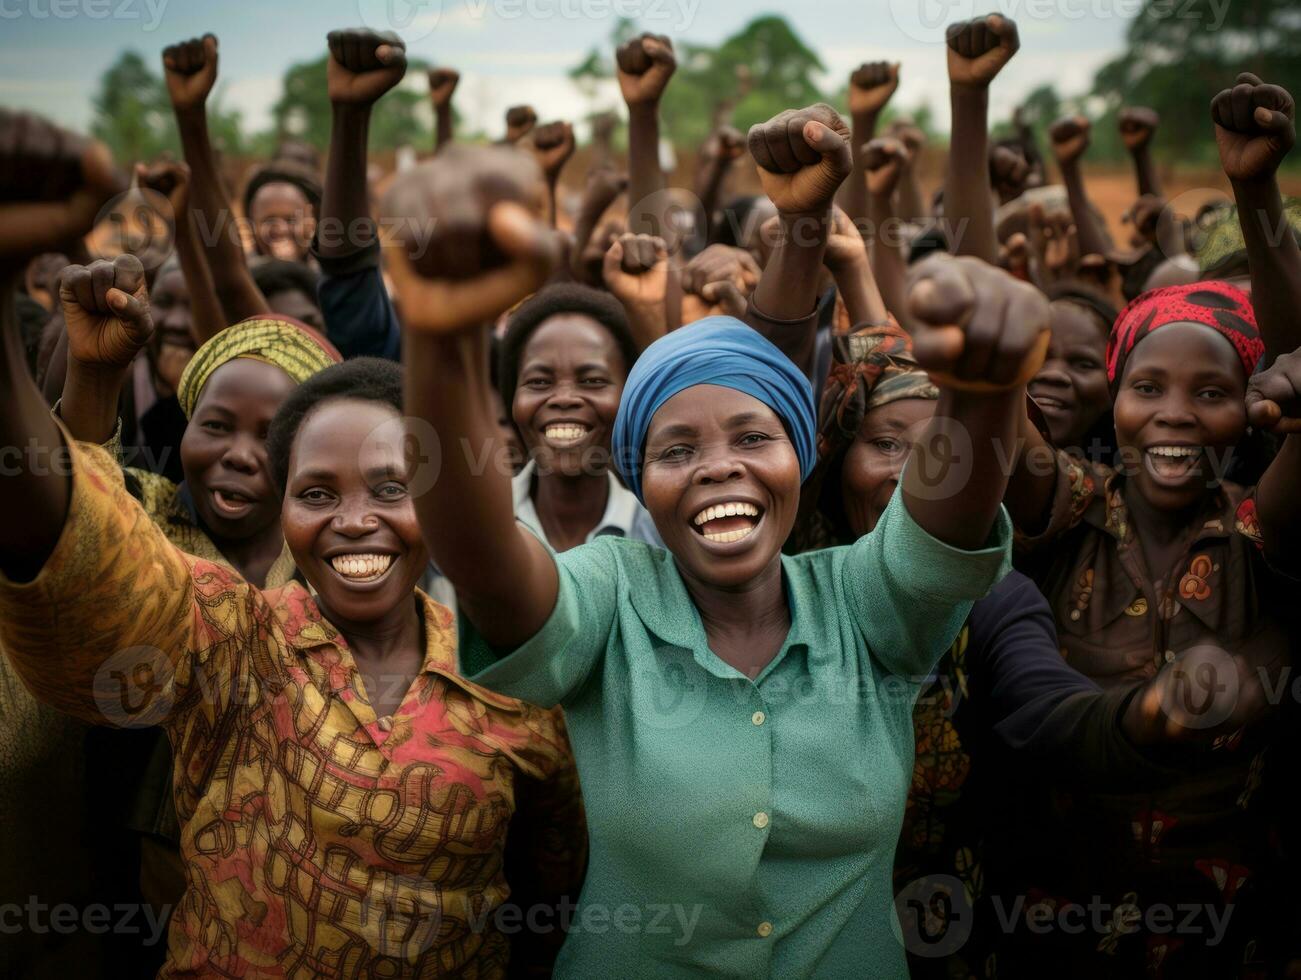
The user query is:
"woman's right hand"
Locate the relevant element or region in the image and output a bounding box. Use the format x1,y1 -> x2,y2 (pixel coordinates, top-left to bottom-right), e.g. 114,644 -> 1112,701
60,255 -> 155,371
383,145 -> 559,334
748,104 -> 852,217
162,34 -> 219,113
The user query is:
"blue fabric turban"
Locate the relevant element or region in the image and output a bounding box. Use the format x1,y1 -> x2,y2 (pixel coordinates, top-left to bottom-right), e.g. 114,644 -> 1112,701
612,317 -> 817,503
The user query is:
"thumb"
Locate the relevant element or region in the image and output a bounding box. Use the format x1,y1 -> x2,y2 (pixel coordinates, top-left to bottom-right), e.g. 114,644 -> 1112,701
201,34 -> 218,65
1253,105 -> 1293,136
603,238 -> 625,279
377,44 -> 407,70
1245,388 -> 1281,430
489,200 -> 558,271
803,120 -> 846,159
106,287 -> 149,327
702,280 -> 747,318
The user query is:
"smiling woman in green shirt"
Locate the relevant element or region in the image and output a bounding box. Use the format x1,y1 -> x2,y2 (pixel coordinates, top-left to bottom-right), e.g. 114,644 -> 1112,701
388,113 -> 1046,977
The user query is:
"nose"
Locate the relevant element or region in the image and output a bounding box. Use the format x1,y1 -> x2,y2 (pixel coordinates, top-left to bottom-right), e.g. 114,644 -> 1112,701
219,432 -> 261,474
1152,390 -> 1197,428
544,383 -> 584,410
331,494 -> 381,537
1033,361 -> 1071,389
692,448 -> 744,486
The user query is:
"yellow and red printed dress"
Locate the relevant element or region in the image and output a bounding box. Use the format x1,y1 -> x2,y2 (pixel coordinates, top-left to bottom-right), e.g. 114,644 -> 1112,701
0,439 -> 584,979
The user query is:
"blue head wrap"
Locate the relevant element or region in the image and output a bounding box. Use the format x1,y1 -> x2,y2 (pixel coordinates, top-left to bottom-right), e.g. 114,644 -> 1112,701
612,317 -> 816,503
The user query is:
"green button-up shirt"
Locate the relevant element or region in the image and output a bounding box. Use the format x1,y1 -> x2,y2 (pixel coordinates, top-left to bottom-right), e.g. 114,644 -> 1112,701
462,492 -> 1012,978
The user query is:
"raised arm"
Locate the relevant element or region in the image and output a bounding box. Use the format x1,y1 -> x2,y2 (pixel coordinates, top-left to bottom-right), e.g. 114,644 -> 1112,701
162,34 -> 268,325
616,33 -> 676,239
1212,72 -> 1299,362
864,136 -> 911,326
892,119 -> 929,224
693,126 -> 745,244
0,112 -> 122,581
1119,107 -> 1162,199
1048,115 -> 1111,260
746,104 -> 852,374
56,255 -> 154,446
427,67 -> 459,152
602,232 -> 671,350
503,105 -> 538,145
1246,348 -> 1301,568
903,253 -> 1050,549
824,205 -> 887,327
943,15 -> 1020,264
529,121 -> 577,228
386,146 -> 560,648
569,168 -> 627,286
839,62 -> 899,234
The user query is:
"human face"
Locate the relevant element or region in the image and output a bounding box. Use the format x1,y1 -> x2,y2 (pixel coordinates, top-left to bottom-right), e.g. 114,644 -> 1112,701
150,268 -> 196,397
641,385 -> 800,589
249,182 -> 314,262
840,398 -> 936,537
266,287 -> 324,331
513,314 -> 626,478
281,399 -> 428,628
180,358 -> 296,541
1113,323 -> 1247,513
1028,302 -> 1111,449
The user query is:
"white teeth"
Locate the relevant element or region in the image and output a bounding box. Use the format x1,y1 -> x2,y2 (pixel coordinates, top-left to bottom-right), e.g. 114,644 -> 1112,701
545,424 -> 589,441
692,501 -> 761,526
1148,446 -> 1202,458
703,525 -> 756,544
329,553 -> 394,580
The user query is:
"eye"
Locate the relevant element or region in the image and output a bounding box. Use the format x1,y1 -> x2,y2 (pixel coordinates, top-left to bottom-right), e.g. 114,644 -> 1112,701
522,377 -> 550,389
1070,358 -> 1099,372
375,482 -> 408,499
299,488 -> 333,503
1197,388 -> 1227,401
657,445 -> 692,461
200,419 -> 230,433
738,432 -> 769,447
871,438 -> 904,454
1132,380 -> 1160,396
580,376 -> 611,387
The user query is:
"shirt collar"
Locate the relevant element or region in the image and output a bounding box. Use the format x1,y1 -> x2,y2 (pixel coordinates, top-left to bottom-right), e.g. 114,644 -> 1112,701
513,459 -> 646,546
1089,470 -> 1237,545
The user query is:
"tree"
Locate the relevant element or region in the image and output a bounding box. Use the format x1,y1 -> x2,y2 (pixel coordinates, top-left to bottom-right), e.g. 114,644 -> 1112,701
90,51 -> 174,163
272,54 -> 431,152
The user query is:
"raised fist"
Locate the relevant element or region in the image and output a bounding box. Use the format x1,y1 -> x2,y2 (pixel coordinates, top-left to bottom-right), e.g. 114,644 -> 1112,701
864,137 -> 910,199
946,15 -> 1020,89
702,126 -> 745,162
748,103 -> 852,216
1028,201 -> 1078,276
680,244 -> 758,322
1049,114 -> 1091,166
427,67 -> 460,109
907,252 -> 1051,392
602,232 -> 668,310
848,62 -> 900,117
888,117 -> 927,155
59,254 -> 154,370
327,28 -> 407,106
989,144 -> 1030,198
504,105 -> 538,143
823,205 -> 868,271
1211,72 -> 1296,182
530,121 -> 576,183
1118,107 -> 1159,152
382,145 -> 557,333
0,110 -> 124,262
1246,347 -> 1301,434
161,34 -> 219,112
616,33 -> 676,106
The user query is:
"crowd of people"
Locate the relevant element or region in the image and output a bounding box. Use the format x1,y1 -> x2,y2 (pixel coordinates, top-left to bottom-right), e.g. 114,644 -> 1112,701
1,12 -> 1299,979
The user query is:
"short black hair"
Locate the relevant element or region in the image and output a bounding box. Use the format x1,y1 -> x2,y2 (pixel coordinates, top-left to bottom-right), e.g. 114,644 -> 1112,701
251,258 -> 320,306
496,282 -> 639,410
1047,282 -> 1119,333
266,357 -> 402,493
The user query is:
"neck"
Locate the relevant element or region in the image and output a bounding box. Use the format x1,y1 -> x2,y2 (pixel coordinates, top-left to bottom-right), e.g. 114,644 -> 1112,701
534,466 -> 609,541
682,556 -> 790,662
326,592 -> 423,666
212,521 -> 286,590
1121,481 -> 1210,547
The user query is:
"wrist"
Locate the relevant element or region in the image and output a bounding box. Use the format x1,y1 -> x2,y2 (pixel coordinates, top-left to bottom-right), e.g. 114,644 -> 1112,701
627,101 -> 659,121
67,356 -> 132,390
332,101 -> 373,122
851,108 -> 881,131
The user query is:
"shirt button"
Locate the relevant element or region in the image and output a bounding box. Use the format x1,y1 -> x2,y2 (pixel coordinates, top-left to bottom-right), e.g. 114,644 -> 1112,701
752,710 -> 766,726
377,715 -> 393,732
757,921 -> 773,938
1164,650 -> 1175,664
753,811 -> 769,829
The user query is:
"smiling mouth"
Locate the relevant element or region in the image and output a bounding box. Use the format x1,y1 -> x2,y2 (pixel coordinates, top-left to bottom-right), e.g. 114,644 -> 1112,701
691,501 -> 763,544
328,553 -> 395,584
211,488 -> 257,518
1144,445 -> 1204,482
1031,393 -> 1071,411
543,423 -> 591,447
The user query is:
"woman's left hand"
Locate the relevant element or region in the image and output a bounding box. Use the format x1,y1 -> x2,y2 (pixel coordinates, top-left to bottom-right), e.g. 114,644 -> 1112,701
1246,348 -> 1301,434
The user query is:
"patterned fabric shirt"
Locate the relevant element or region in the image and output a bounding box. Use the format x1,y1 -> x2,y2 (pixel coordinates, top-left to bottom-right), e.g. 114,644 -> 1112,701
0,439 -> 583,979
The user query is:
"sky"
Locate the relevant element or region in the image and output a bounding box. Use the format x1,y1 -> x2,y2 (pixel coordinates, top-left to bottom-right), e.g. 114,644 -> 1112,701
0,0 -> 1140,140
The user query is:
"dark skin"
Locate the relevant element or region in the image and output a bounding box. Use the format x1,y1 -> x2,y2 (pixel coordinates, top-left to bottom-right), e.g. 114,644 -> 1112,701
1048,115 -> 1111,262
282,398 -> 429,720
1213,72 -> 1299,365
840,61 -> 899,236
694,126 -> 745,245
822,204 -> 888,328
1027,300 -> 1110,449
617,33 -> 675,241
264,286 -> 323,330
602,232 -> 670,348
319,28 -> 407,264
513,315 -> 628,552
841,398 -> 936,536
427,68 -> 459,152
864,136 -> 910,327
1119,106 -> 1162,198
570,169 -> 627,287
680,243 -> 758,324
149,266 -> 199,397
529,121 -> 576,228
248,181 -> 314,263
162,34 -> 270,326
504,105 -> 538,144
943,14 -> 1020,265
888,117 -> 928,224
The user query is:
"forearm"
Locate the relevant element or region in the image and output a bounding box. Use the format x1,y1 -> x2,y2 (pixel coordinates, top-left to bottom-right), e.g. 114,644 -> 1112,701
1131,145 -> 1162,198
627,103 -> 665,237
868,189 -> 909,327
1001,408 -> 1058,534
694,157 -> 732,241
403,329 -> 557,645
58,361 -> 126,446
0,276 -> 70,581
1234,177 -> 1301,361
544,176 -> 559,229
174,107 -> 266,322
569,188 -> 620,282
902,388 -> 1019,549
746,213 -> 828,373
1059,159 -> 1109,258
435,105 -> 453,152
896,161 -> 926,225
839,110 -> 879,230
174,208 -> 226,342
828,254 -> 886,327
945,87 -> 997,263
320,104 -> 376,259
